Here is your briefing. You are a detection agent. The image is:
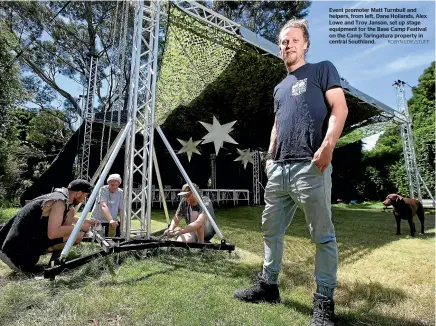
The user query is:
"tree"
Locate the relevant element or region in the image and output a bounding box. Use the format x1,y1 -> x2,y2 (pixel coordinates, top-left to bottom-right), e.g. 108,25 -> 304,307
0,20 -> 28,203
407,62 -> 435,195
0,107 -> 73,202
364,62 -> 435,198
2,1 -> 131,116
0,20 -> 26,135
209,1 -> 311,43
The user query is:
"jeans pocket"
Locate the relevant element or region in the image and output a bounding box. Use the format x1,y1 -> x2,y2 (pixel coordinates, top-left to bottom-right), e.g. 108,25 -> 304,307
312,161 -> 323,175
265,162 -> 275,177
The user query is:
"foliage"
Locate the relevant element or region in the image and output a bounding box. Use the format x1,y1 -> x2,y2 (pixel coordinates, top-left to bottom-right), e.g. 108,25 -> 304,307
363,62 -> 435,198
336,129 -> 363,148
0,132 -> 22,202
26,109 -> 72,151
2,1 -> 132,115
208,1 -> 311,43
0,21 -> 26,136
0,21 -> 28,203
337,122 -> 392,148
0,108 -> 72,202
363,166 -> 390,199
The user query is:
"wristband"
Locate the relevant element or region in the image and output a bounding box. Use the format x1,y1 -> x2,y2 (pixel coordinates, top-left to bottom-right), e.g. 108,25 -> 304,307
266,152 -> 274,161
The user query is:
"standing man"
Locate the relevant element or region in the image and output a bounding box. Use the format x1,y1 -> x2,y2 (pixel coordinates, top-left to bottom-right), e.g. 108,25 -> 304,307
234,18 -> 348,325
0,179 -> 95,272
164,183 -> 216,243
91,174 -> 125,237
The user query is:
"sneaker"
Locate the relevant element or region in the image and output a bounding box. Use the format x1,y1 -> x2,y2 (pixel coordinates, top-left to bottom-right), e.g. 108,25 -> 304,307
310,293 -> 335,326
234,273 -> 281,304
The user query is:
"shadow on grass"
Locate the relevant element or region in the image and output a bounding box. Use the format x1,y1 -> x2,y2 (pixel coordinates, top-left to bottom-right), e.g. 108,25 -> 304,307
151,247 -> 244,278
147,248 -> 424,325
336,281 -> 407,309
51,259 -> 109,290
98,266 -> 178,287
283,292 -> 424,326
0,270 -> 43,282
282,280 -> 418,325
277,263 -> 423,325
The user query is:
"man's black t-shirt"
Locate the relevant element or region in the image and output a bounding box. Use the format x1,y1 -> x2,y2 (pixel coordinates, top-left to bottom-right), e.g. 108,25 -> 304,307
273,61 -> 342,161
0,189 -> 69,271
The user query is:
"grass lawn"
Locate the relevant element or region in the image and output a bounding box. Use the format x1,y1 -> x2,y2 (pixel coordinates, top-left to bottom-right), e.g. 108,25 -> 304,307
0,204 -> 434,325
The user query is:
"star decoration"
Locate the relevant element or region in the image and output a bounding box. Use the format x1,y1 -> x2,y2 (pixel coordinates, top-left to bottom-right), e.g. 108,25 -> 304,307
199,116 -> 238,155
177,137 -> 202,162
234,148 -> 254,169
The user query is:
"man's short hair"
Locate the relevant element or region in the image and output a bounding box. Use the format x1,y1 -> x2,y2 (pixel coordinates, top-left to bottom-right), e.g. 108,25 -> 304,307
279,18 -> 310,54
68,179 -> 93,193
177,183 -> 199,196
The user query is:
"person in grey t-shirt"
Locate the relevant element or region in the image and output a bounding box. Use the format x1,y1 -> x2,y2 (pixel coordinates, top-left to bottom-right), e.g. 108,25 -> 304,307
91,174 -> 125,237
164,183 -> 216,243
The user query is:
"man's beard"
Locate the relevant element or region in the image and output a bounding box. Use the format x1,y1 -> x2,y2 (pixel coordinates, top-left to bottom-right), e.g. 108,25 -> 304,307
72,198 -> 80,205
284,54 -> 304,68
285,56 -> 297,67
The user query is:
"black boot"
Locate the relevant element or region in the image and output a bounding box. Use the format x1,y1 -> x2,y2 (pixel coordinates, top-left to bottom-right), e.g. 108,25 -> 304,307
234,274 -> 281,304
310,293 -> 335,326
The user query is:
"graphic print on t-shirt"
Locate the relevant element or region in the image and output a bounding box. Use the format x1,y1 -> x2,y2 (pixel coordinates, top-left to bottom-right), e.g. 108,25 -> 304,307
291,78 -> 307,96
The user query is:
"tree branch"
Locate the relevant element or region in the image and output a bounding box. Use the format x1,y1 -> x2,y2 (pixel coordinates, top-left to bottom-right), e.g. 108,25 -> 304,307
23,58 -> 81,115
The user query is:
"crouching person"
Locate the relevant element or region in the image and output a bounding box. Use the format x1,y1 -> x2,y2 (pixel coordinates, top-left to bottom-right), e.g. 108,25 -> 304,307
90,173 -> 125,237
0,179 -> 96,273
164,183 -> 216,243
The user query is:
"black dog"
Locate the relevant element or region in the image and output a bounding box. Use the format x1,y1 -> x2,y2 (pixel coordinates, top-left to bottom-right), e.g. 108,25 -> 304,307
382,194 -> 425,237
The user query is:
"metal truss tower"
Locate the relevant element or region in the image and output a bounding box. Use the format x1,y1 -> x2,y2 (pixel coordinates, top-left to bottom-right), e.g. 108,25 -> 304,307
210,154 -> 217,189
253,151 -> 260,205
393,80 -> 422,201
121,0 -> 161,238
80,55 -> 99,181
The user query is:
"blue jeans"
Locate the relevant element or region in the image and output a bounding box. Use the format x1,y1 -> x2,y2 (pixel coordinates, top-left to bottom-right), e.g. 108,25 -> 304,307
261,160 -> 338,290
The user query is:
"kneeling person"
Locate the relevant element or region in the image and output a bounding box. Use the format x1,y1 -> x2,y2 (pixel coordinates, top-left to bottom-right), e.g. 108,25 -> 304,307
0,180 -> 95,272
164,183 -> 216,243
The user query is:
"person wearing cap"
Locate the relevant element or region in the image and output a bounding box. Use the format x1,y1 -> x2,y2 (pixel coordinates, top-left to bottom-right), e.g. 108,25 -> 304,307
0,179 -> 96,273
91,173 -> 125,237
164,183 -> 216,243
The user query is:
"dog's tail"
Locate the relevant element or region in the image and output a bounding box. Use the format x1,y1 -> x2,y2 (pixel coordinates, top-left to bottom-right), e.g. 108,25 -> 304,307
417,201 -> 425,217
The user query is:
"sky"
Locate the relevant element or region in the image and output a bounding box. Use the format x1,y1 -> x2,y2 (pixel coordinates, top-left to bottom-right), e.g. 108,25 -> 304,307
304,0 -> 435,148
49,0 -> 435,149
